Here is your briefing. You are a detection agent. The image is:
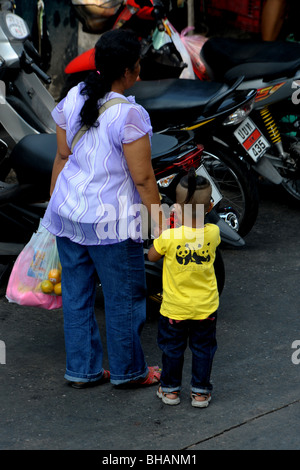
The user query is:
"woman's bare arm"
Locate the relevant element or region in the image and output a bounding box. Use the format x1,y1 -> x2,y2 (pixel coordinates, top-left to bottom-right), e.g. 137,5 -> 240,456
50,125 -> 71,196
123,134 -> 166,233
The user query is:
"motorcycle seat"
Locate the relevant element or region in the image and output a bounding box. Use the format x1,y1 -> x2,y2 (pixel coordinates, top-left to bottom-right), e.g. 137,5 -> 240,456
11,134 -> 57,186
201,37 -> 300,82
10,131 -> 183,183
127,78 -> 228,127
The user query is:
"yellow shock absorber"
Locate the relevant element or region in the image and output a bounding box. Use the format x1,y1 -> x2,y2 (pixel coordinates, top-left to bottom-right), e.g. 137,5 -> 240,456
260,107 -> 281,144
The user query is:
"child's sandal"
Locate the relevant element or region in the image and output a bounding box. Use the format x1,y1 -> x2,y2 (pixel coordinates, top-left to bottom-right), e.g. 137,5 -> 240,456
191,392 -> 211,408
157,386 -> 180,405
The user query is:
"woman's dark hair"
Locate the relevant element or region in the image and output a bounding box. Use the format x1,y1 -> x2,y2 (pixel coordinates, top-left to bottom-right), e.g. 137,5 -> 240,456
179,167 -> 210,204
80,29 -> 141,128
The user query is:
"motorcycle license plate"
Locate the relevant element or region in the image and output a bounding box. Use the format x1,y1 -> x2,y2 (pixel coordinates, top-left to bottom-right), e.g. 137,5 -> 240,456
234,117 -> 270,162
196,164 -> 222,206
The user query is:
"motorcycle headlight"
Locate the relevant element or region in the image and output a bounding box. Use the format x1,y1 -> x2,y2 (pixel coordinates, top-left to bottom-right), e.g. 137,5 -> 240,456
5,13 -> 29,40
222,98 -> 255,126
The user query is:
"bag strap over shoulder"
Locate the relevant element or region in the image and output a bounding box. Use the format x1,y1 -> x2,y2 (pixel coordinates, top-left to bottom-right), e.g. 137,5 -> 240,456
71,97 -> 130,152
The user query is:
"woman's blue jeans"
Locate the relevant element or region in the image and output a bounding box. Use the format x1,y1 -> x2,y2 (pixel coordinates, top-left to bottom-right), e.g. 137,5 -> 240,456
56,236 -> 148,385
157,313 -> 217,394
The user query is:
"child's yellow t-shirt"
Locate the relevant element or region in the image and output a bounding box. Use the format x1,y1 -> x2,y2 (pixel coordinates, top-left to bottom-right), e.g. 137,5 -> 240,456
153,224 -> 221,320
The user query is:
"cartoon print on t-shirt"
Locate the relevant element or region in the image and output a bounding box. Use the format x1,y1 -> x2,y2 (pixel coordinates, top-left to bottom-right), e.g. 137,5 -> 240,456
176,244 -> 192,265
176,243 -> 211,266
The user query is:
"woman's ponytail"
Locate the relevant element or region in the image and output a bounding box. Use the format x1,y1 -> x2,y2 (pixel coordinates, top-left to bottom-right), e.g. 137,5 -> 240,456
80,71 -> 111,128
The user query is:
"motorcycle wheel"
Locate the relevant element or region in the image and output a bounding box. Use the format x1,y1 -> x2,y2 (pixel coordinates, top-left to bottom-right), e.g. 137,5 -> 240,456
281,178 -> 300,201
271,106 -> 300,201
201,145 -> 260,237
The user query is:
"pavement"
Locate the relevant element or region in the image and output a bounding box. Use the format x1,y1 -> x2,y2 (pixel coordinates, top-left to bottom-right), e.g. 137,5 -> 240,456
1,183 -> 300,452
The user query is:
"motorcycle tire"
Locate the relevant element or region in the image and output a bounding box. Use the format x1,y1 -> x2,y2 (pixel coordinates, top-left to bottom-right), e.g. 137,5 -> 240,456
201,144 -> 260,238
279,135 -> 300,202
281,176 -> 300,203
266,106 -> 300,203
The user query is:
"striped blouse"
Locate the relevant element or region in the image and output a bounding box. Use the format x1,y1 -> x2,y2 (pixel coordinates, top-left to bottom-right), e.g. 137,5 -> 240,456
42,84 -> 153,245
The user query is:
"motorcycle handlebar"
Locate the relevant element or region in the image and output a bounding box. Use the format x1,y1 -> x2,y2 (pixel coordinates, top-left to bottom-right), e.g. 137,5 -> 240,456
20,50 -> 51,84
30,62 -> 52,84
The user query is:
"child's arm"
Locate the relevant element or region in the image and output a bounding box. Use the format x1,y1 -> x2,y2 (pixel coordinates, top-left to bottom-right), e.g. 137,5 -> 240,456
148,244 -> 163,262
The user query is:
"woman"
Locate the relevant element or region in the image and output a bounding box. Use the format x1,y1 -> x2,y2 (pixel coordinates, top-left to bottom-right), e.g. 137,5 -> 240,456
42,29 -> 163,388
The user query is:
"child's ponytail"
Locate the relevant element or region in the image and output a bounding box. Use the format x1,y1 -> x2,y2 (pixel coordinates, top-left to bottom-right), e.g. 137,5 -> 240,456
180,168 -> 210,204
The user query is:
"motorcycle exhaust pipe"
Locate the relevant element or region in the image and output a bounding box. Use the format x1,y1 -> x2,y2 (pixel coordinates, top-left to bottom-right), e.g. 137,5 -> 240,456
206,209 -> 245,247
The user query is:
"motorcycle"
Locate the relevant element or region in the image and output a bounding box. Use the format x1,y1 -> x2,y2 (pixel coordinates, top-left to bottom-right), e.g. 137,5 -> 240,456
70,0 -> 177,35
200,36 -> 300,204
0,1 -> 55,156
62,1 -> 193,97
125,77 -> 259,237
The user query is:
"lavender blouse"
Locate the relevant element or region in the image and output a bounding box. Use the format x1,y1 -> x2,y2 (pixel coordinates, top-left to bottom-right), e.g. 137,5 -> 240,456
42,85 -> 153,245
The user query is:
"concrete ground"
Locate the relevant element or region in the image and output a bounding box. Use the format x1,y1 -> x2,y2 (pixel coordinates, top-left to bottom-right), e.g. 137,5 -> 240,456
0,183 -> 300,451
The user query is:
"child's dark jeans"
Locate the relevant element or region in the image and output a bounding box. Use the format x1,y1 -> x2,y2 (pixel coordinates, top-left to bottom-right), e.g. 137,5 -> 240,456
157,313 -> 217,394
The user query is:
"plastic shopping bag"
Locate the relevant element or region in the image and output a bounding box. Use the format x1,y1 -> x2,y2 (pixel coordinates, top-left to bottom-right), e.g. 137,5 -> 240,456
163,19 -> 195,79
180,27 -> 208,80
6,221 -> 63,310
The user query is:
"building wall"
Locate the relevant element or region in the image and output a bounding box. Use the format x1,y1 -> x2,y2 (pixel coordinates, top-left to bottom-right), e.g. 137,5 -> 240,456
14,0 -> 79,100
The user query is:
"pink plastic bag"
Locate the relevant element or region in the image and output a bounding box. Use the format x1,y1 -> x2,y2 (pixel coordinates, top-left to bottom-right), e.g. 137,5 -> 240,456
180,27 -> 208,80
6,221 -> 62,310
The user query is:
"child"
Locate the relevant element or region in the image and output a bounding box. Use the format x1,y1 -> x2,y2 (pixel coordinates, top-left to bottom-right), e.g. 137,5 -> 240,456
148,168 -> 221,407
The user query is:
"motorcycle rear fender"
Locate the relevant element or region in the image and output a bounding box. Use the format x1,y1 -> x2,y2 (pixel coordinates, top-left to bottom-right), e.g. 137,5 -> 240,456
211,131 -> 283,185
252,154 -> 283,184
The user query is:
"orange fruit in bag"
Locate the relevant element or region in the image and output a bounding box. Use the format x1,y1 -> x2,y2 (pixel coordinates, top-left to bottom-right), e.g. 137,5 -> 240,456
54,282 -> 62,295
41,280 -> 54,294
48,269 -> 61,284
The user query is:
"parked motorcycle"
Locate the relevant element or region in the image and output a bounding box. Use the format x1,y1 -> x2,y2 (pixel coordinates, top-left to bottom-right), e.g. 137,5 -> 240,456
62,0 -> 193,97
0,1 -> 55,158
126,77 -> 259,237
71,0 -> 166,35
200,36 -> 300,204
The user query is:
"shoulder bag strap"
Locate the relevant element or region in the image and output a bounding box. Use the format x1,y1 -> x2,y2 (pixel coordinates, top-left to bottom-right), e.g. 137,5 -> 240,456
71,97 -> 129,152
